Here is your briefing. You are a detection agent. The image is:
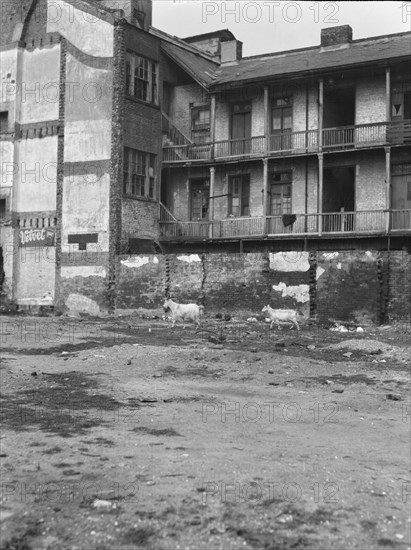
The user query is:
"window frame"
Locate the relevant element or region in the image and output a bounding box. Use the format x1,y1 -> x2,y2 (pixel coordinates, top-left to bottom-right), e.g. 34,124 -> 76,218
123,147 -> 157,200
269,171 -> 292,215
191,105 -> 211,143
227,174 -> 250,217
125,51 -> 159,105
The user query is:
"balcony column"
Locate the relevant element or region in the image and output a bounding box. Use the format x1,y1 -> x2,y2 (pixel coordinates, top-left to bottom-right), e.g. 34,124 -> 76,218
209,166 -> 215,239
385,146 -> 391,233
318,152 -> 323,236
318,78 -> 323,149
262,158 -> 268,235
264,85 -> 269,153
386,68 -> 391,122
210,94 -> 216,159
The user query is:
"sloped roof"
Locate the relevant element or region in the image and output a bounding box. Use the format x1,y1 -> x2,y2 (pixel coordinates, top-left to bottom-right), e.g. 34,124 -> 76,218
212,32 -> 411,88
160,42 -> 219,88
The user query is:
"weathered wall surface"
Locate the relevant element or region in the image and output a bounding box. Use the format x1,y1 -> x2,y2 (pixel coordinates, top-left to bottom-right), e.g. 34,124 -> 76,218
115,249 -> 411,323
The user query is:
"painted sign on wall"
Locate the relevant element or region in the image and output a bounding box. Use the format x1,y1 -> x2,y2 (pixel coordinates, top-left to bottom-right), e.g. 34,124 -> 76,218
19,228 -> 55,247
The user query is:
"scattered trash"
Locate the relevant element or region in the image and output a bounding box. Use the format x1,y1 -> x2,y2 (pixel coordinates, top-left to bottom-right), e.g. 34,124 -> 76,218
342,352 -> 353,358
31,372 -> 37,377
325,380 -> 334,385
93,499 -> 112,509
386,394 -> 403,401
356,327 -> 364,332
269,382 -> 280,386
126,359 -> 132,365
330,323 -> 348,332
152,374 -> 162,378
140,397 -> 158,403
268,370 -> 274,374
224,314 -> 231,322
332,389 -> 344,394
307,345 -> 316,350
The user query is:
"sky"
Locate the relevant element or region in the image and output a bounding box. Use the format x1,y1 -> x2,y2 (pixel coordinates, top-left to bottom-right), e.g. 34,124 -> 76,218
152,1 -> 411,57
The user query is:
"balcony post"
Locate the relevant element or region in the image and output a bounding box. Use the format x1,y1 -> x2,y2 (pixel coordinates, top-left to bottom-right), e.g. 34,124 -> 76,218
264,85 -> 269,153
385,146 -> 391,233
209,166 -> 215,239
262,158 -> 268,235
386,68 -> 391,122
210,94 -> 216,160
318,78 -> 323,149
318,152 -> 323,236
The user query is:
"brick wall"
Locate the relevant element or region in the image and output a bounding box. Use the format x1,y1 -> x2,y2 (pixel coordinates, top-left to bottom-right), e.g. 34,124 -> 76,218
388,250 -> 411,322
114,248 -> 411,323
315,250 -> 380,324
121,199 -> 159,251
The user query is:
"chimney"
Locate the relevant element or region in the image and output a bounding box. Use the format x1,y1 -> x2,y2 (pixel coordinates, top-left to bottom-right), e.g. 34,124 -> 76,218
220,40 -> 243,64
321,25 -> 353,47
98,0 -> 152,30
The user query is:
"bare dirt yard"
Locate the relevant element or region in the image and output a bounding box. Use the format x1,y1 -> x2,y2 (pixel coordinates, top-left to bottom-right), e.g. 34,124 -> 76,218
0,313 -> 410,550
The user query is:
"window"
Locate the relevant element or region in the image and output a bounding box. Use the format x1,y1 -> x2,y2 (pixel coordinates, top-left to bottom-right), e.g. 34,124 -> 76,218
191,106 -> 210,143
123,147 -> 156,199
0,199 -> 6,218
0,112 -> 8,133
126,52 -> 158,105
228,174 -> 250,217
133,9 -> 146,29
271,97 -> 292,132
270,172 -> 292,215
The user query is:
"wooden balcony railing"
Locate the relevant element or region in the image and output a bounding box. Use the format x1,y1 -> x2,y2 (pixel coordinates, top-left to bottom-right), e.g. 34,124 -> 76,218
159,210 -> 411,240
162,120 -> 411,163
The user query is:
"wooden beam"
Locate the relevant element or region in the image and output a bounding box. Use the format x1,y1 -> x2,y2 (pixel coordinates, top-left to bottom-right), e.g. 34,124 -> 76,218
385,146 -> 391,233
262,158 -> 268,235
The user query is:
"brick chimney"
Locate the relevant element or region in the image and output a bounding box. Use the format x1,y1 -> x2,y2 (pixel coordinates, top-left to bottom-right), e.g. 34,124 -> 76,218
321,25 -> 353,47
98,0 -> 152,30
220,40 -> 243,64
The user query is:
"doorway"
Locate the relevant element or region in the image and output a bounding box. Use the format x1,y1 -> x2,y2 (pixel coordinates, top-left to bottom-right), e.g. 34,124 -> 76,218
323,166 -> 355,231
230,102 -> 251,155
190,179 -> 210,220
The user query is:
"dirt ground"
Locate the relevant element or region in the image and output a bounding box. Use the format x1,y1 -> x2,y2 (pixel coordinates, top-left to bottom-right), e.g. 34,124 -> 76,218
0,312 -> 410,550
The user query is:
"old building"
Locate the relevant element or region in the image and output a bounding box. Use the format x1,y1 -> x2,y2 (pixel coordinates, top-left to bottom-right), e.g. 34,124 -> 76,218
0,0 -> 410,322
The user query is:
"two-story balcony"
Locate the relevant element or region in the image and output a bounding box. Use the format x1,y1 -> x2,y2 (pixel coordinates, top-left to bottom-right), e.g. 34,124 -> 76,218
159,209 -> 411,241
162,120 -> 411,164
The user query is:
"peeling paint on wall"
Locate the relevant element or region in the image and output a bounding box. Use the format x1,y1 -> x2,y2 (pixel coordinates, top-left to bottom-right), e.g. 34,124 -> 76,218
269,252 -> 310,272
272,282 -> 310,303
61,266 -> 107,278
66,293 -> 100,315
120,256 -> 159,268
323,252 -> 339,260
177,254 -> 201,263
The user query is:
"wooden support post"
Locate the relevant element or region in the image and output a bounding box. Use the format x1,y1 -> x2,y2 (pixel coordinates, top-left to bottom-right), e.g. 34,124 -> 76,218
386,68 -> 391,123
262,158 -> 268,235
318,78 -> 323,149
385,146 -> 391,233
210,94 -> 216,159
318,153 -> 323,236
209,166 -> 215,239
264,85 -> 269,153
